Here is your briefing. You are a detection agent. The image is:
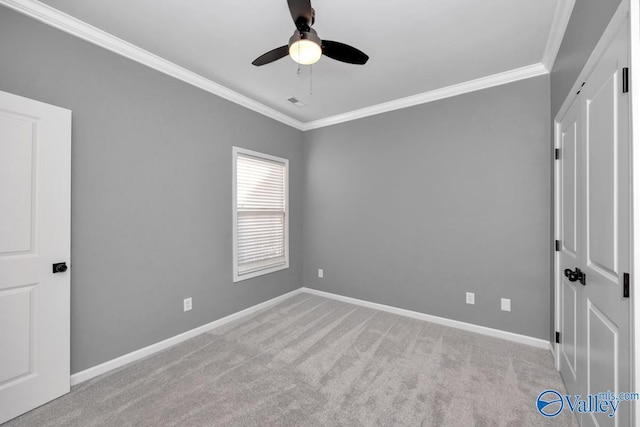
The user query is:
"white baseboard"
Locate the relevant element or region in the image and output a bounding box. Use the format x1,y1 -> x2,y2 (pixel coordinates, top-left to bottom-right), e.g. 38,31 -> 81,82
70,288 -> 304,385
300,287 -> 551,350
71,286 -> 552,385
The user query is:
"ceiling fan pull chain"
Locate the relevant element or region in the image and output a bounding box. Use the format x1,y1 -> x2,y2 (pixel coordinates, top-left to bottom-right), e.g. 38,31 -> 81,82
310,64 -> 313,95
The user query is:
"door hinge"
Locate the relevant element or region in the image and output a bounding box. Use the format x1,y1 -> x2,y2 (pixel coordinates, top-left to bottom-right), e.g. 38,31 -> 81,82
623,67 -> 629,93
555,240 -> 561,252
624,272 -> 630,298
555,148 -> 561,160
555,331 -> 561,344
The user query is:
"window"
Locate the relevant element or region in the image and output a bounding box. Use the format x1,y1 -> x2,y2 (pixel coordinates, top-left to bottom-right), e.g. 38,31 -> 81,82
233,147 -> 288,282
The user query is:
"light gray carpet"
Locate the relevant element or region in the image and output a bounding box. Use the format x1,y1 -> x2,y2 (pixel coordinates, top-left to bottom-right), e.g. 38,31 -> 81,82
5,294 -> 577,426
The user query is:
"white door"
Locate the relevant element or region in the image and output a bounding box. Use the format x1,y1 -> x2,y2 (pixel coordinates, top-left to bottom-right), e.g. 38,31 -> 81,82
580,21 -> 631,427
0,91 -> 71,424
557,20 -> 631,427
558,94 -> 583,408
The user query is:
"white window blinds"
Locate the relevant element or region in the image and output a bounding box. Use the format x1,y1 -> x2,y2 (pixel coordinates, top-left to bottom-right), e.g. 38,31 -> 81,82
234,149 -> 288,280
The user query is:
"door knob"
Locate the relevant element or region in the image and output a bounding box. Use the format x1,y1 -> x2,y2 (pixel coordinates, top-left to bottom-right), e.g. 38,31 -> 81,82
564,267 -> 585,285
52,262 -> 68,273
564,268 -> 577,281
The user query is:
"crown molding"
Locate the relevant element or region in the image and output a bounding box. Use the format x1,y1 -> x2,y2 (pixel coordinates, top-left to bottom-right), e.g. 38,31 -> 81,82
301,63 -> 549,131
0,0 -> 306,130
2,0 -> 557,133
541,0 -> 576,71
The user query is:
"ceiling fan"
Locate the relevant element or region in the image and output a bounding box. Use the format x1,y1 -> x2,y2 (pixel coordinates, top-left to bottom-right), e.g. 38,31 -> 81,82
252,0 -> 369,67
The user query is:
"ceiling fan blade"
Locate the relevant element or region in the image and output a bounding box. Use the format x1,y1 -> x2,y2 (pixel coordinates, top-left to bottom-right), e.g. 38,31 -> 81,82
287,0 -> 313,26
252,45 -> 289,66
322,40 -> 369,65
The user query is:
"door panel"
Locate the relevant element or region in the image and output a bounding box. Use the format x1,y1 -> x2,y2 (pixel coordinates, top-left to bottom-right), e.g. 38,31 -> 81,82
0,91 -> 71,424
0,112 -> 35,254
561,279 -> 578,379
587,300 -> 618,397
586,300 -> 618,427
0,287 -> 33,384
586,72 -> 618,278
562,120 -> 578,256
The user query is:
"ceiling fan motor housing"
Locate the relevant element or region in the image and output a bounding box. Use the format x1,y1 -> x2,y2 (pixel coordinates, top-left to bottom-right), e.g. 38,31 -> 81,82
289,28 -> 321,48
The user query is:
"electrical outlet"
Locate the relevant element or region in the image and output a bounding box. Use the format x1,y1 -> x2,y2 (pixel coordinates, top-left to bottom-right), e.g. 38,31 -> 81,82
183,297 -> 192,312
318,269 -> 324,278
501,298 -> 511,312
466,292 -> 475,305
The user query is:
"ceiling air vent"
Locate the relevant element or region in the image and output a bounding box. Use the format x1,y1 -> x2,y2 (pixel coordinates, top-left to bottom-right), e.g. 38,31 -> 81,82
287,97 -> 305,107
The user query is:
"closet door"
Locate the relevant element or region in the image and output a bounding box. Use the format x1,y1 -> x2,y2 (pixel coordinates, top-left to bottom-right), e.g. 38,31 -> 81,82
558,95 -> 583,408
579,21 -> 630,427
557,20 -> 631,427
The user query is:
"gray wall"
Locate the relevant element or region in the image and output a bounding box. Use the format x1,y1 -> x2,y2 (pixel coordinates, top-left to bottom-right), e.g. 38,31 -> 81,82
0,2 -> 561,373
0,7 -> 303,373
303,75 -> 551,340
551,0 -> 621,117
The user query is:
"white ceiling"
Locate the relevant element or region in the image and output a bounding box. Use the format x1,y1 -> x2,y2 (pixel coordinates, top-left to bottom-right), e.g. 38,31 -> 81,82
32,0 -> 562,125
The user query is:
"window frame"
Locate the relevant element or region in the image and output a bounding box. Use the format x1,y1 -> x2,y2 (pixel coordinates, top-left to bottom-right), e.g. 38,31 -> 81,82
232,146 -> 289,282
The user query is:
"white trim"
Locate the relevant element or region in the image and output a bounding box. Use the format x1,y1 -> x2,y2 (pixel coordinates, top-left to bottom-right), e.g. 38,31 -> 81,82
554,116 -> 562,371
628,0 -> 640,424
554,1 -> 630,122
541,0 -> 576,71
70,288 -> 304,385
301,64 -> 549,131
0,0 -> 306,131
300,288 -> 551,349
232,147 -> 289,283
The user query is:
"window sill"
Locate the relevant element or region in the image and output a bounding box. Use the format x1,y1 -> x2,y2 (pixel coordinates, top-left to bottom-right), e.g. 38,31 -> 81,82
233,263 -> 289,283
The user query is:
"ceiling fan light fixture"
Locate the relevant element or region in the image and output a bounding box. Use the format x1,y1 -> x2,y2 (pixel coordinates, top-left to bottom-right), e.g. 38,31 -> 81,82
289,29 -> 322,65
289,40 -> 321,65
